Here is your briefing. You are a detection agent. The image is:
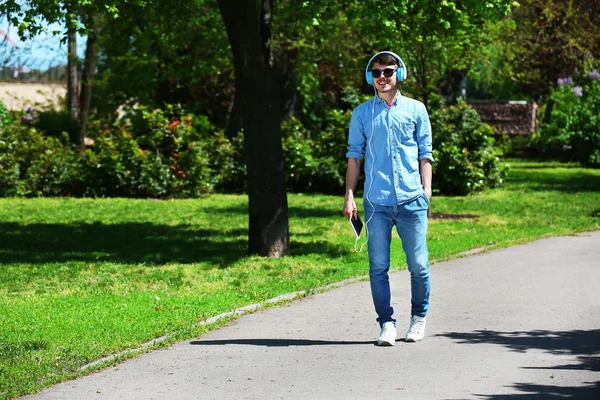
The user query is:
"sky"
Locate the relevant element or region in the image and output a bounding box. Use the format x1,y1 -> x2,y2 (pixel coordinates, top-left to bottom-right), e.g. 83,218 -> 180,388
0,20 -> 87,69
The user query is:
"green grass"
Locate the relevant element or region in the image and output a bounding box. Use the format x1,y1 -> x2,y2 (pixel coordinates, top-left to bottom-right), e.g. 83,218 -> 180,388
1,159 -> 599,398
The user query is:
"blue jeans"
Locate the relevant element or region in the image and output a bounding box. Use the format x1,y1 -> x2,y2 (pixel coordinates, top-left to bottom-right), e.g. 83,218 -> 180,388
364,193 -> 431,326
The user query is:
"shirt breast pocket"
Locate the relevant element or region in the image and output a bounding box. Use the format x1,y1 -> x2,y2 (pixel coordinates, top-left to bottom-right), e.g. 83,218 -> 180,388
398,122 -> 416,143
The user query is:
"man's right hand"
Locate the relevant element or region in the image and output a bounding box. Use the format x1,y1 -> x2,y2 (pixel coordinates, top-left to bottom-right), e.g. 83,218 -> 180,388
343,158 -> 361,220
343,197 -> 357,219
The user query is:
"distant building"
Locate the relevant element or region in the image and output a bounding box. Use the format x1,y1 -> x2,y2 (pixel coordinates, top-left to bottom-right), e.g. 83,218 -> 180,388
10,66 -> 30,80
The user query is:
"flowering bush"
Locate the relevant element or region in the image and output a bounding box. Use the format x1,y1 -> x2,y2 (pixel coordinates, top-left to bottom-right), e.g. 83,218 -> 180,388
90,105 -> 218,197
540,66 -> 600,167
20,107 -> 37,124
0,105 -> 234,198
281,110 -> 348,194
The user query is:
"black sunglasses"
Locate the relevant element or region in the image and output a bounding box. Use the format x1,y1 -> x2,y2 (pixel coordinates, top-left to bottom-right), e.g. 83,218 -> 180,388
371,68 -> 397,78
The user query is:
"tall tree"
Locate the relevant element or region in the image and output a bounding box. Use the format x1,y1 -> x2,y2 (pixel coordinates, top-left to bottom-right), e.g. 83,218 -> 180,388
66,12 -> 78,121
218,0 -> 289,257
78,12 -> 99,152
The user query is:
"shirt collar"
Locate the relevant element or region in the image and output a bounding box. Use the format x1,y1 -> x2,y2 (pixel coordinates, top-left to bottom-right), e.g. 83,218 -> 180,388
376,91 -> 402,106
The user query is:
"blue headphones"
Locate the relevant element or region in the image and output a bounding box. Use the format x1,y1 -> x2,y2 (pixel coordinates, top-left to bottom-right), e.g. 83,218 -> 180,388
365,51 -> 407,85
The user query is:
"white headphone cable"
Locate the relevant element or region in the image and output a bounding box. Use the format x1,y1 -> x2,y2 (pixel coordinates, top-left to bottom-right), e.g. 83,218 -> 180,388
354,86 -> 378,253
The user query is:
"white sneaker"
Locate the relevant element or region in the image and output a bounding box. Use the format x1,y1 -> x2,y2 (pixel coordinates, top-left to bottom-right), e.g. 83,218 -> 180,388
377,321 -> 397,346
405,315 -> 426,342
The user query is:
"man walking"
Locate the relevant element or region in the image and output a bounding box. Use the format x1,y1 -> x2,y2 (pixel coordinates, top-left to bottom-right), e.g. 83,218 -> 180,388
342,51 -> 433,346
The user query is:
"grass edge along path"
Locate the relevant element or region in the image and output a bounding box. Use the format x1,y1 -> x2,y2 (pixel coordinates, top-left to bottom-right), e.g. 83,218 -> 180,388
78,275 -> 367,371
1,159 -> 599,398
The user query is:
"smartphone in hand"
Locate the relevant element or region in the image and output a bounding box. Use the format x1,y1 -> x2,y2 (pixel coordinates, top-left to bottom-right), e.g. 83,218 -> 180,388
349,213 -> 363,238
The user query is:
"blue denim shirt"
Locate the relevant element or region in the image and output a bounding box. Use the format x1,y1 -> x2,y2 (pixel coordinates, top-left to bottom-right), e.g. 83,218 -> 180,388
346,94 -> 434,205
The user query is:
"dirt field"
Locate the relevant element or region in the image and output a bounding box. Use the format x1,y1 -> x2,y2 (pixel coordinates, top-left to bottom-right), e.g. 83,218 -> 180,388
0,81 -> 66,111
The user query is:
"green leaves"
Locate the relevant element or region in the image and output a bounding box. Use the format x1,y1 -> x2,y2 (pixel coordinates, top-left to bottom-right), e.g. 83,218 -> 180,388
430,100 -> 507,195
355,0 -> 516,105
540,67 -> 600,167
0,0 -> 151,38
502,0 -> 600,98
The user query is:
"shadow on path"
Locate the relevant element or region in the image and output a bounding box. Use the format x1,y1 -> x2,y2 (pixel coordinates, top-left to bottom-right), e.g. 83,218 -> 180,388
472,381 -> 600,399
190,338 -> 374,347
437,329 -> 600,399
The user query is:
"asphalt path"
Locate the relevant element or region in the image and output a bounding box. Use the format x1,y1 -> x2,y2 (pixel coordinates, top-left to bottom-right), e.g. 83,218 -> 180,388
23,231 -> 600,399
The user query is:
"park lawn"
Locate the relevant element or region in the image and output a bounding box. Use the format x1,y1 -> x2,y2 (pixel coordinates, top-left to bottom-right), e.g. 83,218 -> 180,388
1,159 -> 599,398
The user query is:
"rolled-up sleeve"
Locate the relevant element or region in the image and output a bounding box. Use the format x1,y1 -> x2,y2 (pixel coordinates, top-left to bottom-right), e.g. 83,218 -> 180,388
416,102 -> 434,163
346,107 -> 366,160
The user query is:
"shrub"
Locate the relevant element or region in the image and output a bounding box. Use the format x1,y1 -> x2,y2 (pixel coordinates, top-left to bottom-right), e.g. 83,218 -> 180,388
539,67 -> 600,167
315,108 -> 352,192
0,101 -> 10,129
0,104 -> 236,198
430,100 -> 507,195
85,105 -> 218,198
79,127 -> 158,197
0,101 -> 354,198
191,115 -> 246,193
281,111 -> 348,194
282,117 -> 320,192
33,109 -> 79,144
0,121 -> 80,197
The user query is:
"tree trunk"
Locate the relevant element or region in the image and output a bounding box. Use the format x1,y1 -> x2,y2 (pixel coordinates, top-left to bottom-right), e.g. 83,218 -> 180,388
226,46 -> 298,139
542,98 -> 554,125
439,69 -> 468,104
79,14 -> 99,154
67,26 -> 78,121
218,0 -> 290,257
225,88 -> 243,139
